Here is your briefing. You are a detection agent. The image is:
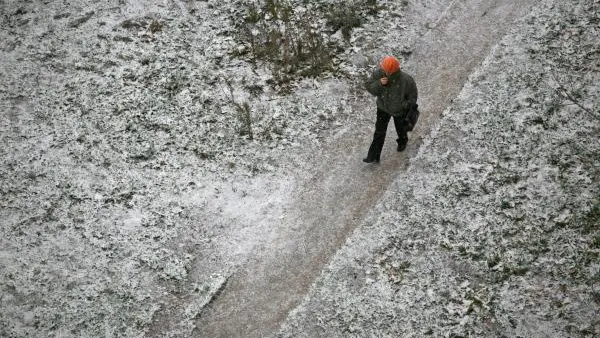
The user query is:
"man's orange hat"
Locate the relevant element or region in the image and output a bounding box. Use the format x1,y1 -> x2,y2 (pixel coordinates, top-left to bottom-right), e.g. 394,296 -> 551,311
380,56 -> 400,74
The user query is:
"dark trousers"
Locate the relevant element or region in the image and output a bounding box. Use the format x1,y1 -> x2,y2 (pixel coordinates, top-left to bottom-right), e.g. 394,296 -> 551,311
367,108 -> 409,160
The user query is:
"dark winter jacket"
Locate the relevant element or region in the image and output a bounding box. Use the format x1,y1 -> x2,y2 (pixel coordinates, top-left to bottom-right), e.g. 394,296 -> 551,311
365,68 -> 418,117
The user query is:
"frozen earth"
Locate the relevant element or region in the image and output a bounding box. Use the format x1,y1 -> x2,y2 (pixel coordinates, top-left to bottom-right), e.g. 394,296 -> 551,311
276,1 -> 600,337
1,0 -> 598,337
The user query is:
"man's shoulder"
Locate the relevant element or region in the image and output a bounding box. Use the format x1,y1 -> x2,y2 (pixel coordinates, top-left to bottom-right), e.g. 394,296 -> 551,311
400,70 -> 415,81
400,71 -> 417,89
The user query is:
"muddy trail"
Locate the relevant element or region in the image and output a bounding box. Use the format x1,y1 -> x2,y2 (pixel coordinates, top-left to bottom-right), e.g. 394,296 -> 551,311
194,1 -> 533,337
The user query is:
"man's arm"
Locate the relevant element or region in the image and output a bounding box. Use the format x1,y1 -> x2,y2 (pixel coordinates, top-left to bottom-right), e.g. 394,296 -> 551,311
405,75 -> 418,107
364,68 -> 385,96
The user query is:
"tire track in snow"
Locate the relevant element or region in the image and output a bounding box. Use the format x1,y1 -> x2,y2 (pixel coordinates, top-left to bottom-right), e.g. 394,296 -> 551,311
193,1 -> 533,337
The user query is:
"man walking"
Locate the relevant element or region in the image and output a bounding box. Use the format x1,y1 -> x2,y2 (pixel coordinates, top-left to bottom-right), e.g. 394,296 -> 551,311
363,56 -> 419,163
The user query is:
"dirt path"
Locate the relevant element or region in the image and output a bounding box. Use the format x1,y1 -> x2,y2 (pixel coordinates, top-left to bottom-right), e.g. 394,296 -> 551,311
194,1 -> 532,337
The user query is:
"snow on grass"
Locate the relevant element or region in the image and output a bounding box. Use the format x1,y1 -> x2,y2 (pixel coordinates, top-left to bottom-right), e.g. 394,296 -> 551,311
276,0 -> 599,337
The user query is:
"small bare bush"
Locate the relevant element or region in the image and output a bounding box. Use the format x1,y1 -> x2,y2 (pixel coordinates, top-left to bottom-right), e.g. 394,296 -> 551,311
237,101 -> 253,139
325,6 -> 363,40
222,79 -> 254,139
233,0 -> 380,85
148,20 -> 163,33
237,0 -> 333,84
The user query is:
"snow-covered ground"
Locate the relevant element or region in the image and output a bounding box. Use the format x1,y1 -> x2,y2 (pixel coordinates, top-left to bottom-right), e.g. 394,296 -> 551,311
277,0 -> 599,337
1,0 -> 598,337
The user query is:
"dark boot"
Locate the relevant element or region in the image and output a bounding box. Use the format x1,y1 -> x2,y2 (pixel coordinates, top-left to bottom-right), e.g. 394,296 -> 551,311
393,115 -> 409,152
362,155 -> 380,163
396,133 -> 408,152
363,148 -> 381,163
364,139 -> 382,163
396,141 -> 407,152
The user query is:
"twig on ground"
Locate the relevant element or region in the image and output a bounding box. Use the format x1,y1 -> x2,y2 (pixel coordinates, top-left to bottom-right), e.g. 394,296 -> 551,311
545,72 -> 598,120
219,78 -> 254,139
